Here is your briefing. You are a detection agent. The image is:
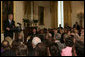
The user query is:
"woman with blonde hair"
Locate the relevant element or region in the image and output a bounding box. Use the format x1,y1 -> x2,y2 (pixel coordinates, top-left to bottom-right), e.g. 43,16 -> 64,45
5,37 -> 13,46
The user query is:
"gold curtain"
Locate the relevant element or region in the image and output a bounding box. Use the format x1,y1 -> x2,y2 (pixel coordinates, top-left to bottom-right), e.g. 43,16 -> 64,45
55,1 -> 58,28
50,1 -> 58,28
64,1 -> 72,27
24,1 -> 31,19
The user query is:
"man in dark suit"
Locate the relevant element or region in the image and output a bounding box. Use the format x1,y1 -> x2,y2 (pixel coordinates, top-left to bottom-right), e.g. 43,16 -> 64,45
31,28 -> 38,37
73,22 -> 80,30
3,14 -> 15,39
58,24 -> 63,29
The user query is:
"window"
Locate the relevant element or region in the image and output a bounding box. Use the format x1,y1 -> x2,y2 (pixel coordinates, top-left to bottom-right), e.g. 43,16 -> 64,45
58,1 -> 64,27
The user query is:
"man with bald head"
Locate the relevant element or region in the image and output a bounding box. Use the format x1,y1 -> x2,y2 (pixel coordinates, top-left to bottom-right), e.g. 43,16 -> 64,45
4,14 -> 15,39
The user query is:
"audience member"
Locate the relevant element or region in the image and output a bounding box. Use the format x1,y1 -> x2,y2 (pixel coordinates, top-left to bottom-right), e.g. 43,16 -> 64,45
1,24 -> 84,56
1,40 -> 16,56
16,43 -> 28,56
49,43 -> 61,56
61,36 -> 74,56
74,40 -> 84,56
73,22 -> 80,30
35,43 -> 48,56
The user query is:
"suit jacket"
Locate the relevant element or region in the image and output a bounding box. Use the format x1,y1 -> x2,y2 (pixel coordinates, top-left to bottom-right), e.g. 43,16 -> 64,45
3,19 -> 15,38
73,24 -> 80,30
4,19 -> 15,32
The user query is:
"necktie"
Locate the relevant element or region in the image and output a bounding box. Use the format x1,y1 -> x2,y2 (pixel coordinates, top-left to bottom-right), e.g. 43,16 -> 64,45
9,21 -> 11,25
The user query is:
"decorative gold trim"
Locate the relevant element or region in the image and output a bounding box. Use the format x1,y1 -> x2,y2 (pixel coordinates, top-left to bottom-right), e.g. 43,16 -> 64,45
1,1 -> 2,33
13,1 -> 15,21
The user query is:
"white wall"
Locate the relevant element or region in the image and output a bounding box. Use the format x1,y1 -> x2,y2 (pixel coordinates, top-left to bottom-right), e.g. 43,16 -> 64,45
14,1 -> 52,29
14,1 -> 24,28
71,1 -> 84,28
34,1 -> 51,29
14,1 -> 84,29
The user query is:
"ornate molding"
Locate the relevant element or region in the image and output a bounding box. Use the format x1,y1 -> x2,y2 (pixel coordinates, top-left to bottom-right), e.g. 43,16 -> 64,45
1,1 -> 2,33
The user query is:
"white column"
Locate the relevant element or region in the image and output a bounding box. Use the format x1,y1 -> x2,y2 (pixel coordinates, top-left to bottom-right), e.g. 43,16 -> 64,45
58,1 -> 64,28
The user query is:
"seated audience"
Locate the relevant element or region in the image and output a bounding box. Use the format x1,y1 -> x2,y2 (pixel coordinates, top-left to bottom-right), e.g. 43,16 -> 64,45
1,40 -> 10,54
1,40 -> 16,56
1,24 -> 84,56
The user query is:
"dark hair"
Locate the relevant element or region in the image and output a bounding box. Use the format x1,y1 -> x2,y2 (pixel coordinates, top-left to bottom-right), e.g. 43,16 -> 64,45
16,44 -> 28,56
49,43 -> 60,56
65,36 -> 74,47
44,39 -> 53,47
8,13 -> 13,18
11,40 -> 21,51
49,30 -> 54,38
60,33 -> 66,43
8,13 -> 13,15
44,28 -> 48,33
1,40 -> 10,48
38,34 -> 45,42
35,43 -> 48,56
75,40 -> 84,56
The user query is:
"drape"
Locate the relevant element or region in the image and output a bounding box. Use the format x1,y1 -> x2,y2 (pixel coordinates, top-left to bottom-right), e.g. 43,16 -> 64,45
64,1 -> 72,27
24,1 -> 31,19
50,1 -> 58,28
